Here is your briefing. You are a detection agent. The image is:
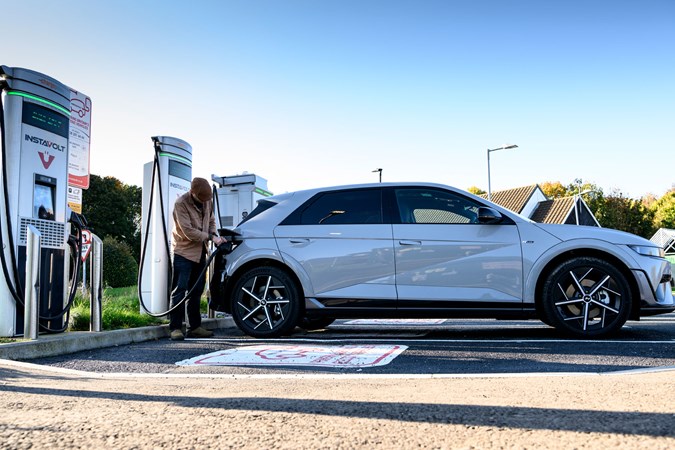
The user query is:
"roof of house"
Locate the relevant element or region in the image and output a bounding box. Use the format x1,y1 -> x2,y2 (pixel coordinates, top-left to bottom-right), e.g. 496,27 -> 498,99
530,197 -> 576,224
479,185 -> 539,214
650,228 -> 675,249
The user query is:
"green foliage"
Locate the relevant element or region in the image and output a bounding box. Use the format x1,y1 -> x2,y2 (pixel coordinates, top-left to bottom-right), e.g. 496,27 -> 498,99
102,236 -> 138,288
82,175 -> 142,262
650,191 -> 675,230
594,192 -> 656,238
467,186 -> 486,195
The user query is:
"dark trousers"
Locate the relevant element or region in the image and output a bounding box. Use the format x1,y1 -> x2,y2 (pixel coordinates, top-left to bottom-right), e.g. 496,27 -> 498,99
169,252 -> 206,332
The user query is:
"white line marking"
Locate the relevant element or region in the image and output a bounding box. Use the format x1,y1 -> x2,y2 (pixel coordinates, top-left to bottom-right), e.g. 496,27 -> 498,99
188,337 -> 675,344
2,359 -> 674,379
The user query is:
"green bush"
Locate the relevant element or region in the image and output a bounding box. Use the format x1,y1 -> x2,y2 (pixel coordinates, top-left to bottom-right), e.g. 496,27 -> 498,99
102,236 -> 138,288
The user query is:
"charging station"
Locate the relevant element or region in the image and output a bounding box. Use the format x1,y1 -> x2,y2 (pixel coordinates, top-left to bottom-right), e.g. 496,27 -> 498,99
211,173 -> 272,229
0,66 -> 74,336
140,136 -> 192,315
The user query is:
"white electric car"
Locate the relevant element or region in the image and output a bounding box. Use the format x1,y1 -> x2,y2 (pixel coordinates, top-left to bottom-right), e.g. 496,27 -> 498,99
209,182 -> 674,338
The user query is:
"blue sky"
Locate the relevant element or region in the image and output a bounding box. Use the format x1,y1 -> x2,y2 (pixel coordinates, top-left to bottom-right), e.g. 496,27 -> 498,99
3,0 -> 674,198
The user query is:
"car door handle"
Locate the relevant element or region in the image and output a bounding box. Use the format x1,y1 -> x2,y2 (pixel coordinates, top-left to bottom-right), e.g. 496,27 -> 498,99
289,238 -> 311,244
399,240 -> 421,246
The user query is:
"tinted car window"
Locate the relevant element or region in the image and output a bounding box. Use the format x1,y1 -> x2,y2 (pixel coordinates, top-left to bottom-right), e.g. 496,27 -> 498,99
282,189 -> 383,225
394,188 -> 481,224
237,199 -> 277,226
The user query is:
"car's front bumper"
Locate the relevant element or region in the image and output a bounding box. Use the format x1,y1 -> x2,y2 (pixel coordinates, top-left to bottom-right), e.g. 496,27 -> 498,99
632,257 -> 675,316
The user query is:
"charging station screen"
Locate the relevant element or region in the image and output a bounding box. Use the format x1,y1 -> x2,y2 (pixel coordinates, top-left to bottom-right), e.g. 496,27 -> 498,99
34,183 -> 56,220
169,160 -> 191,181
22,101 -> 69,139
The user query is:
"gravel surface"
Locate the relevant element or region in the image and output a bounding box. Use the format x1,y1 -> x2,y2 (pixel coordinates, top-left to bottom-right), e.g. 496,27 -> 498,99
1,360 -> 674,449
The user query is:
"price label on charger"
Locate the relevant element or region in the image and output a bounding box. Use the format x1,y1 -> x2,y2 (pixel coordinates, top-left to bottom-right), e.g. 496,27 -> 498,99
81,230 -> 92,262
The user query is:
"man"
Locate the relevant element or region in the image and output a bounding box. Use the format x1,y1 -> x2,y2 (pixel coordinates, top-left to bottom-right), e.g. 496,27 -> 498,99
169,177 -> 225,341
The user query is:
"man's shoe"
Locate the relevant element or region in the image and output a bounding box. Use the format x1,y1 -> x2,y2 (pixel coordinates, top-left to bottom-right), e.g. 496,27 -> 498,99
170,329 -> 185,341
187,327 -> 214,338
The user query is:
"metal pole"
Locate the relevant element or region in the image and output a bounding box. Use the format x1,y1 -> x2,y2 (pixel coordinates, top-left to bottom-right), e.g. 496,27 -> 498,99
24,225 -> 41,340
90,234 -> 103,332
487,149 -> 492,201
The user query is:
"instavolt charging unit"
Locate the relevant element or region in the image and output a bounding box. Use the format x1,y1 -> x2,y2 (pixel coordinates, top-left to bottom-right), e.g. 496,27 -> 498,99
211,173 -> 272,229
0,66 -> 72,337
140,136 -> 192,315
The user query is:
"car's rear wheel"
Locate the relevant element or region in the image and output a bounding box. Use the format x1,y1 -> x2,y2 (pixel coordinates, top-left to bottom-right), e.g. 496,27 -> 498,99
541,256 -> 632,338
231,266 -> 301,338
300,317 -> 335,330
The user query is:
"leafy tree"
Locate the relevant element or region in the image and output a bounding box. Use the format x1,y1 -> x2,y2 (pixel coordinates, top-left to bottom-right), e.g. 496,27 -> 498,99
650,190 -> 675,230
467,186 -> 486,195
594,191 -> 655,238
540,181 -> 567,199
82,175 -> 142,262
101,236 -> 138,288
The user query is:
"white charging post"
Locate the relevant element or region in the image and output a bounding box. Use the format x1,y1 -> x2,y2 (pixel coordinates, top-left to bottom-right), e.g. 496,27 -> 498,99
140,136 -> 192,315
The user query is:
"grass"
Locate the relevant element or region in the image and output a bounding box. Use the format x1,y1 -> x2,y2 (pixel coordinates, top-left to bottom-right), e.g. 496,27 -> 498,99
0,286 -> 209,343
69,285 -> 178,331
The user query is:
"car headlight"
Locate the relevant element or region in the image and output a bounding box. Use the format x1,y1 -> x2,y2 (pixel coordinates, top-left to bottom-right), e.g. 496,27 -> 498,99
628,245 -> 665,258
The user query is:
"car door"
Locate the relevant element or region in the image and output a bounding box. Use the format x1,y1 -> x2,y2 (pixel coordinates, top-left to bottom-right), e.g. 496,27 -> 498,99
274,187 -> 396,310
389,186 -> 523,310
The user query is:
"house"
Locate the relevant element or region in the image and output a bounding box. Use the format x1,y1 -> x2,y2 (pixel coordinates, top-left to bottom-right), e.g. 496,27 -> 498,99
480,185 -> 600,227
650,228 -> 675,254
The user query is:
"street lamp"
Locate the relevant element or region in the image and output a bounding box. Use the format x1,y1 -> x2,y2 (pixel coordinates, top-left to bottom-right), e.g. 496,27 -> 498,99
372,168 -> 382,183
487,144 -> 518,201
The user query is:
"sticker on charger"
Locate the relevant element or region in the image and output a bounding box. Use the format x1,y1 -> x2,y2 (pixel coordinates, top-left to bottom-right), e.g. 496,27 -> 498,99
343,319 -> 446,325
176,344 -> 407,368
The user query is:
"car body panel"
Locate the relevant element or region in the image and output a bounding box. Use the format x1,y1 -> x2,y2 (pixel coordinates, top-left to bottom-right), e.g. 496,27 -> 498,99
274,224 -> 396,306
393,223 -> 523,305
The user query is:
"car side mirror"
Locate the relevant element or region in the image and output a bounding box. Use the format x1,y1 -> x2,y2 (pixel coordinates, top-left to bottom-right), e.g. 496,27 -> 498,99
477,207 -> 503,224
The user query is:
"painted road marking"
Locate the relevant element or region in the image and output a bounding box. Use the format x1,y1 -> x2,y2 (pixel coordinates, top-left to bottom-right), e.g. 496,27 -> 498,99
190,337 -> 675,345
176,344 -> 408,368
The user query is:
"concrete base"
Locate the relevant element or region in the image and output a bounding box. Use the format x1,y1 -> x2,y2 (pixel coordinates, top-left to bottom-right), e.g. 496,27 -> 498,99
0,317 -> 234,361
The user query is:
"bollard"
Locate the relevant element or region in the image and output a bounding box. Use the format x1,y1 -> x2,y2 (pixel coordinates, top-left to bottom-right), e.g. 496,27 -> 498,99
24,225 -> 41,340
90,234 -> 103,332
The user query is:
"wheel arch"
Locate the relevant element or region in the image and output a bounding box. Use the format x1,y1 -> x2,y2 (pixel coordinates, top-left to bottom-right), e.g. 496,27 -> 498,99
532,248 -> 641,320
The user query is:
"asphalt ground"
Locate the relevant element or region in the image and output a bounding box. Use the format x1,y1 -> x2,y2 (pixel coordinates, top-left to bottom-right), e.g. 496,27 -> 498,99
1,316 -> 674,449
19,314 -> 675,376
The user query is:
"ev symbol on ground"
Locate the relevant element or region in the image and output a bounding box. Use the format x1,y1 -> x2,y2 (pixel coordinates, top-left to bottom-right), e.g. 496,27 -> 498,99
176,344 -> 407,368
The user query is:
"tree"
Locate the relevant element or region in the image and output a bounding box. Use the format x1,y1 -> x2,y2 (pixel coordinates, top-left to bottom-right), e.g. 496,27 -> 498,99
540,181 -> 567,199
650,190 -> 675,230
467,186 -> 486,195
82,175 -> 142,262
594,191 -> 656,238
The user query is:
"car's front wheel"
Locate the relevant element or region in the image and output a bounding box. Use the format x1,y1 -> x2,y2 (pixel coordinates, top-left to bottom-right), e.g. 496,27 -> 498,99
541,256 -> 632,338
231,266 -> 302,338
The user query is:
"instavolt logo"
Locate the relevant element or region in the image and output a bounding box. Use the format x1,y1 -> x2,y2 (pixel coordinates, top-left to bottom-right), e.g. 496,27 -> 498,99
38,151 -> 55,169
24,134 -> 66,152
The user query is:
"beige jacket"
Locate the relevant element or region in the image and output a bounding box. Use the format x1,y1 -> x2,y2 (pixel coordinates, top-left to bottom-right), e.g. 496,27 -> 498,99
171,192 -> 217,263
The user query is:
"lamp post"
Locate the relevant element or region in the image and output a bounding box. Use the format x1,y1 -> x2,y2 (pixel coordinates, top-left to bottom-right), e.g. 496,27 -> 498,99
487,144 -> 518,201
372,168 -> 382,183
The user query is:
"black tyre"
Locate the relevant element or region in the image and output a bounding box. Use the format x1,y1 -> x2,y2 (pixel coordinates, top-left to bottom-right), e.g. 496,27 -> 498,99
231,266 -> 302,338
541,256 -> 632,338
300,317 -> 335,331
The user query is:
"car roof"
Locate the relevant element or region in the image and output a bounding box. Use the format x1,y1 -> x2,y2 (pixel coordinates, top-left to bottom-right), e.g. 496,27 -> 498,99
266,181 -> 467,202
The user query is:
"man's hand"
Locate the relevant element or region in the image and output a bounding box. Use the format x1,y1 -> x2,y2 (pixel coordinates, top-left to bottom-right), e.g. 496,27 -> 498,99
212,236 -> 226,246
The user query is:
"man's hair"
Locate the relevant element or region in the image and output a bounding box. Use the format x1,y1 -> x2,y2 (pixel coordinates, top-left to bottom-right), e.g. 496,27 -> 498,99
190,177 -> 212,202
